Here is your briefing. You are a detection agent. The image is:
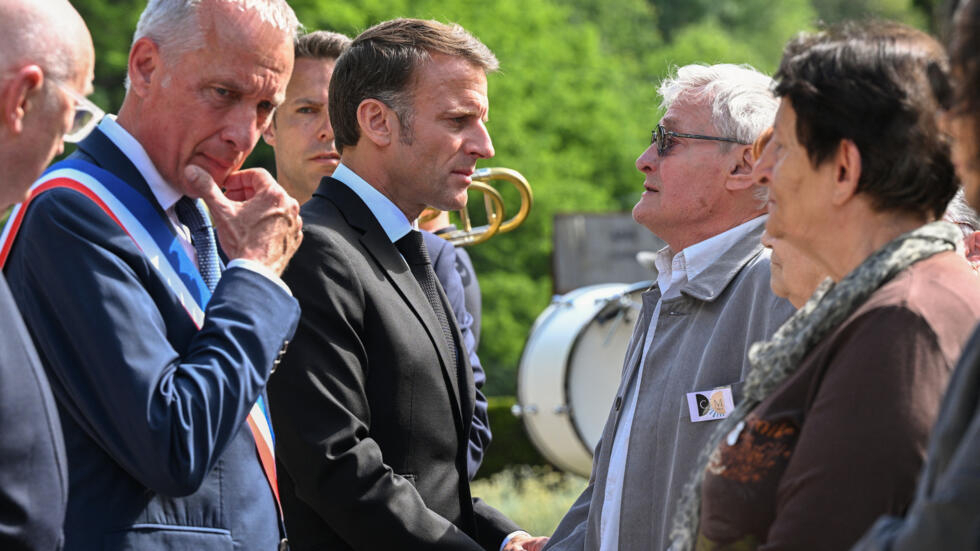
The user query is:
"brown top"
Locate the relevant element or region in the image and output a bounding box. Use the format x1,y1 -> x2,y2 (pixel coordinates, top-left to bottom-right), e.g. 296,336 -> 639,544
696,251 -> 980,551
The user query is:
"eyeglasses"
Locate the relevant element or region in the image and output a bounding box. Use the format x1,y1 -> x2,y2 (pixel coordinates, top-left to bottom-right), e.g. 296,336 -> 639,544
652,124 -> 749,156
56,81 -> 105,143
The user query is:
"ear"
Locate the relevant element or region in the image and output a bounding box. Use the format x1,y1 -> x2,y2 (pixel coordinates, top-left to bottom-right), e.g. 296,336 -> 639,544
724,145 -> 756,191
262,117 -> 277,147
127,37 -> 161,98
356,98 -> 394,147
0,65 -> 44,136
964,231 -> 980,268
830,139 -> 862,206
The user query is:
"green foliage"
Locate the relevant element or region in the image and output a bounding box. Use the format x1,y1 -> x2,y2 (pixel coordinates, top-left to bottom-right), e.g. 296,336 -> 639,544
471,465 -> 587,536
811,0 -> 929,28
65,0 -> 939,399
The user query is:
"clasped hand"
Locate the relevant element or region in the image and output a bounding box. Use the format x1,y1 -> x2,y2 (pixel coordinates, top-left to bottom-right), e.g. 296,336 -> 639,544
183,165 -> 302,276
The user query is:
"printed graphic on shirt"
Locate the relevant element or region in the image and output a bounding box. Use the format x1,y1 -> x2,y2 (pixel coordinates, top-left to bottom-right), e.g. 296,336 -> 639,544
686,386 -> 735,422
706,415 -> 798,483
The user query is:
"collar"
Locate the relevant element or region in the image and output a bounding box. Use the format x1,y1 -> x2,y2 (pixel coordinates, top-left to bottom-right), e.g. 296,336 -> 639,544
97,116 -> 181,212
331,163 -> 413,243
656,215 -> 768,302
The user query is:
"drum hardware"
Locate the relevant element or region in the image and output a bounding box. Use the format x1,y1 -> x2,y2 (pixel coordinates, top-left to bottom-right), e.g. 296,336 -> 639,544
594,292 -> 642,345
510,403 -> 538,417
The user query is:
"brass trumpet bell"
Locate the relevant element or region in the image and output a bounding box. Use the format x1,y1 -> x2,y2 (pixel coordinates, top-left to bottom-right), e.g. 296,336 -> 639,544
421,167 -> 533,247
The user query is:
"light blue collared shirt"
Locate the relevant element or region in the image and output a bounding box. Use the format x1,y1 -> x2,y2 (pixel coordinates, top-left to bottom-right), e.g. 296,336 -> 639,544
330,163 -> 414,243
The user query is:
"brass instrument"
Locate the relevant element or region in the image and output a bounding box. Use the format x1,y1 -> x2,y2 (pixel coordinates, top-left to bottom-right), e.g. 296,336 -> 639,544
422,167 -> 533,247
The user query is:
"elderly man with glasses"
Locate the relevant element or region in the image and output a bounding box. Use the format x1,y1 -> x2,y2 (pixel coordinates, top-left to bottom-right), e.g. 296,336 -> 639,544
544,63 -> 794,551
0,1 -> 95,548
0,0 -> 305,550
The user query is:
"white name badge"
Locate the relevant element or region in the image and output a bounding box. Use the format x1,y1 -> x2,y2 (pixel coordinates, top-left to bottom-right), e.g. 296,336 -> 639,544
686,386 -> 735,422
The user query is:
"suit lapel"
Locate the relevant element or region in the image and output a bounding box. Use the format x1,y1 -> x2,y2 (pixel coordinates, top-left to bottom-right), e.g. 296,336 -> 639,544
319,180 -> 465,427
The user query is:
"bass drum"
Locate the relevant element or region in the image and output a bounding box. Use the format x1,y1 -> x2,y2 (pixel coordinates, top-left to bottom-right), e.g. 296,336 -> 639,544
515,281 -> 651,477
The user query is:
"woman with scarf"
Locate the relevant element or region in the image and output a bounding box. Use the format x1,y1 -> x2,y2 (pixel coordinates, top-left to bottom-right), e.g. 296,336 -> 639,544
851,1 -> 980,548
669,21 -> 980,551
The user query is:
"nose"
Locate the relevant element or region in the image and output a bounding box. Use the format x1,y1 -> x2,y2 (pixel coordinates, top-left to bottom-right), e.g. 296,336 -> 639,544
221,105 -> 262,153
761,229 -> 774,250
318,111 -> 334,144
635,144 -> 659,173
466,120 -> 494,159
753,144 -> 775,188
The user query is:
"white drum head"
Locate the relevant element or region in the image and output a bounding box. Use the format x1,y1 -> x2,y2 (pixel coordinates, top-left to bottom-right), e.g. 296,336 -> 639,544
516,281 -> 651,477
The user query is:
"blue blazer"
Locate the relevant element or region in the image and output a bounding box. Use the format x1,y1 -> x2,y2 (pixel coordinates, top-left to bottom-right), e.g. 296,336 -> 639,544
0,276 -> 67,550
422,231 -> 491,480
4,128 -> 300,551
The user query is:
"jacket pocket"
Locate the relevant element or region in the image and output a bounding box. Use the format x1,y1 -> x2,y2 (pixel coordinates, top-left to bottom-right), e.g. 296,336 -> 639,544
105,524 -> 234,550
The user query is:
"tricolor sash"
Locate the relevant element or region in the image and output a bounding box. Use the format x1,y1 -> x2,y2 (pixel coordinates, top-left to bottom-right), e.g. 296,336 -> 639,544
0,159 -> 282,519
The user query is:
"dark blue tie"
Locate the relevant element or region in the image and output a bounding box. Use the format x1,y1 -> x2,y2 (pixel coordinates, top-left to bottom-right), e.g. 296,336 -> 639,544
175,197 -> 221,292
396,230 -> 459,372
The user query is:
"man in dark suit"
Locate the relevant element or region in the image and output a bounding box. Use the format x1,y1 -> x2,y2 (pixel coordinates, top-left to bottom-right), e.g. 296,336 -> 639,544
263,29 -> 492,480
2,1 -> 304,549
0,1 -> 94,548
268,18 -> 546,551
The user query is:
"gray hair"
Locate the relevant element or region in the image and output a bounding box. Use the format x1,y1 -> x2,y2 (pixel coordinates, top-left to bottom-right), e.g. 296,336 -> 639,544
126,0 -> 300,87
944,188 -> 980,232
659,63 -> 777,146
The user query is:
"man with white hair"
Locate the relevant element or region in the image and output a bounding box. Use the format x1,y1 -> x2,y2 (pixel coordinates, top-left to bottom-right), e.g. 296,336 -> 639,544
544,64 -> 795,551
1,1 -> 303,549
0,1 -> 94,548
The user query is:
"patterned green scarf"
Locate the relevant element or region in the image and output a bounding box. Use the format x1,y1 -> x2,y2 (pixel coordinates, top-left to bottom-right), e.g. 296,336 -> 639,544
668,220 -> 961,551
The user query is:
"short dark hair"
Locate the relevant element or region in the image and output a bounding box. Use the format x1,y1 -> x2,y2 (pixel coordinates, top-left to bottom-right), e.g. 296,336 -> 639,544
951,0 -> 980,176
329,18 -> 498,153
295,30 -> 351,62
774,21 -> 956,219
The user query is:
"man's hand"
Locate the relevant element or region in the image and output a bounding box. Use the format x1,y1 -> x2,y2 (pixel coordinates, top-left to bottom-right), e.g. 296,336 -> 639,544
184,165 -> 302,276
503,533 -> 549,551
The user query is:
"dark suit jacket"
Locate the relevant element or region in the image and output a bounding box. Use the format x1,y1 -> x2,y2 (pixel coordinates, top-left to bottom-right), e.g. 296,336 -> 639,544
0,276 -> 67,550
4,128 -> 300,550
269,177 -> 518,550
423,231 -> 491,480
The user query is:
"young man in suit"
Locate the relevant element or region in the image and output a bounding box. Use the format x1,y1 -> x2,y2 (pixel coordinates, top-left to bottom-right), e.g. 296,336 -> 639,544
268,18 -> 546,551
263,28 -> 492,481
0,0 -> 94,547
2,1 -> 303,549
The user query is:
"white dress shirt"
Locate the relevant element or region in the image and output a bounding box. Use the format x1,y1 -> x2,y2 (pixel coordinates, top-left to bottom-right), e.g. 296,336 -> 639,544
330,163 -> 414,243
96,116 -> 290,294
598,215 -> 767,551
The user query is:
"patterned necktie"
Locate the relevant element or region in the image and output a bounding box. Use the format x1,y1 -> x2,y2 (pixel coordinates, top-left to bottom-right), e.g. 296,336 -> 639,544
395,230 -> 459,372
174,196 -> 221,292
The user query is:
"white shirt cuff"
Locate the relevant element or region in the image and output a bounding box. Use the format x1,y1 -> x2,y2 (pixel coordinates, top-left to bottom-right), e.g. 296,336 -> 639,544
500,531 -> 531,551
226,259 -> 292,296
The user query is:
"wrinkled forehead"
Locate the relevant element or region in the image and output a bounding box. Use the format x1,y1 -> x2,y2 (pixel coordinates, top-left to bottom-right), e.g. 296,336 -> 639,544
661,92 -> 715,134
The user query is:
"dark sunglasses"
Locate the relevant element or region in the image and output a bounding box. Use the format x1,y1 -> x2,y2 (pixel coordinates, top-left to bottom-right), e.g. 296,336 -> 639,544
652,124 -> 749,156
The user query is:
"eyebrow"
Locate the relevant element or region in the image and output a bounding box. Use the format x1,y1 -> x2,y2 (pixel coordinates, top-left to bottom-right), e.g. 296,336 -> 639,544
292,98 -> 326,105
